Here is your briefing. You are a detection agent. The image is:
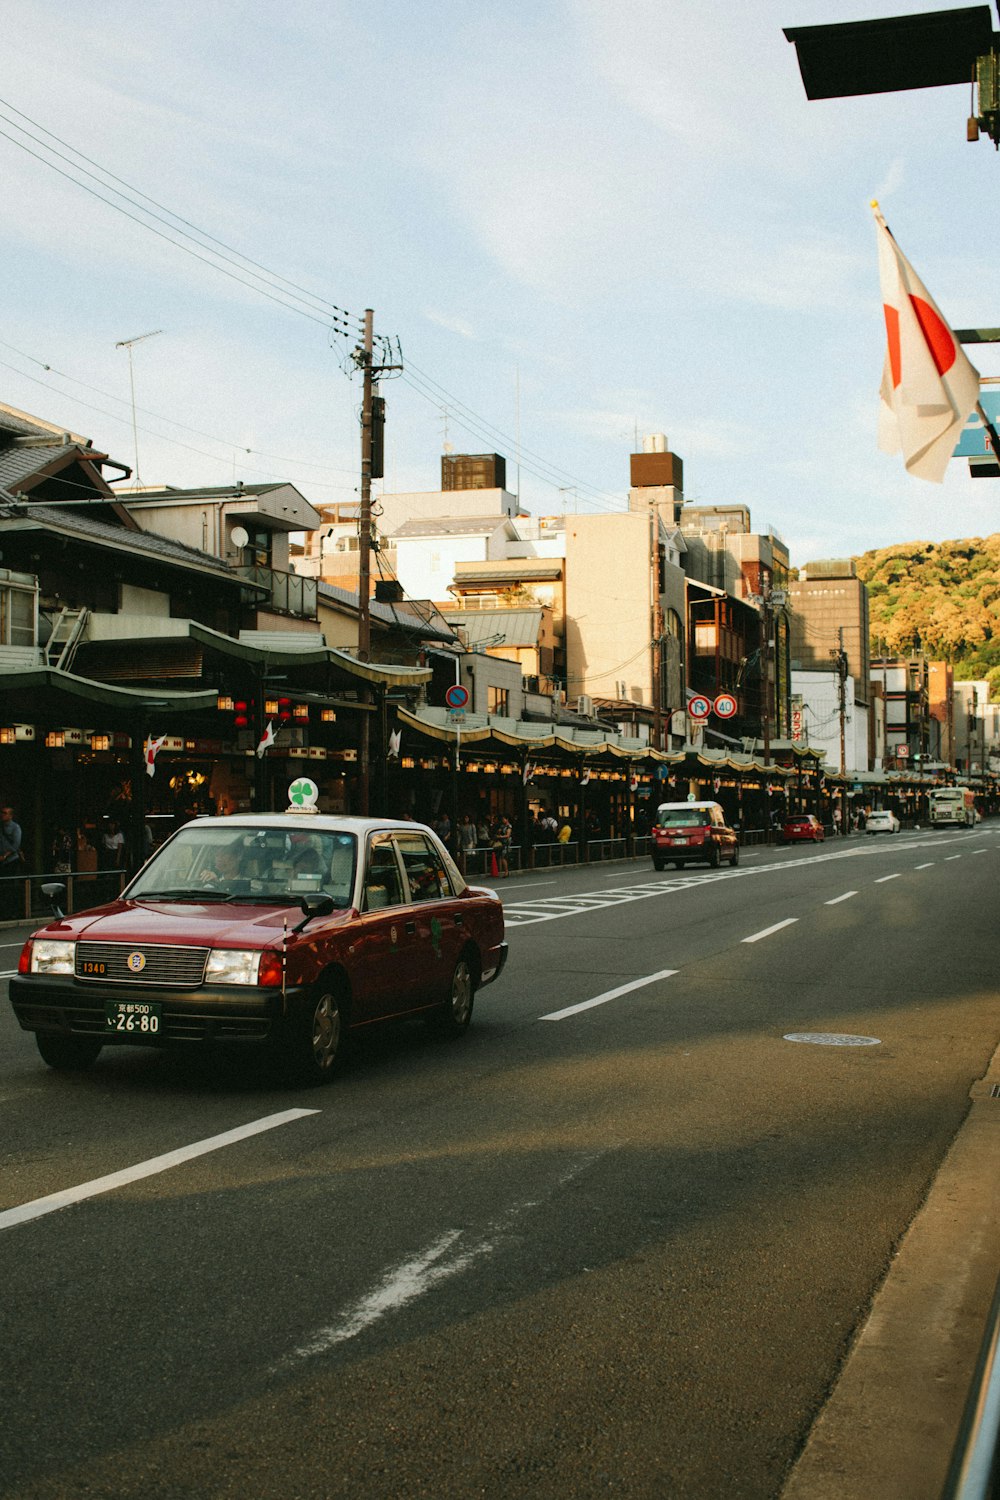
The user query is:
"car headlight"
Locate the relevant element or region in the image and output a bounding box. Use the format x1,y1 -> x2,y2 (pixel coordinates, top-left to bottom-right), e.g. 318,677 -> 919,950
29,939 -> 76,976
205,948 -> 265,986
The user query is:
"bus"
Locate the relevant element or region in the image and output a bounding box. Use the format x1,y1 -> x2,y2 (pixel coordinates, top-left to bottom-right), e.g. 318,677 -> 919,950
928,786 -> 976,828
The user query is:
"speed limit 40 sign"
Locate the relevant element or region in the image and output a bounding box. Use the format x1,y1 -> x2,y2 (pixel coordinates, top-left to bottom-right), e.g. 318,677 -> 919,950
714,693 -> 737,719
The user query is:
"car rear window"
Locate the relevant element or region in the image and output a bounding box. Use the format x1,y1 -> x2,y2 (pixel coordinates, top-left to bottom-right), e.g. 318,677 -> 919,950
658,810 -> 710,828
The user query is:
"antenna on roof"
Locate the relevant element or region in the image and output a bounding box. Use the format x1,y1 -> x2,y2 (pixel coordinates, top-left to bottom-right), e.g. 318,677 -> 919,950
115,329 -> 163,488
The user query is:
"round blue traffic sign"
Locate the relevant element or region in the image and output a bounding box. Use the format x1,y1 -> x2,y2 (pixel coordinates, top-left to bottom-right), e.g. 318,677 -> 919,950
445,684 -> 470,710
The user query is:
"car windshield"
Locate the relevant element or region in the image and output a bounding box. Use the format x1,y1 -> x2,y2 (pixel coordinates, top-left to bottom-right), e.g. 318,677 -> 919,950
657,810 -> 710,828
126,826 -> 358,907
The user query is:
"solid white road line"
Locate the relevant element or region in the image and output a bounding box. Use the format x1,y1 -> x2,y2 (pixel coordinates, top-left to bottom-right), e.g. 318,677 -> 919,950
541,969 -> 678,1021
0,1109 -> 320,1232
875,874 -> 901,883
742,918 -> 799,944
825,892 -> 857,906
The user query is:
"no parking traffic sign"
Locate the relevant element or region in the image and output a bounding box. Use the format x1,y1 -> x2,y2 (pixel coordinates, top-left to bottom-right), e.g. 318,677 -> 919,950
445,684 -> 470,710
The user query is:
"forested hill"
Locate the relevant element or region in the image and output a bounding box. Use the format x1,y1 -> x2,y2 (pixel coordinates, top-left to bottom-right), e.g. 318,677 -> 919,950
852,537 -> 1000,690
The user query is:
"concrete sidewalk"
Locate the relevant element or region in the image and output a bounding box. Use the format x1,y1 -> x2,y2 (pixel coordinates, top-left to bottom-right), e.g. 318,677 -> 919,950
781,1041 -> 1000,1500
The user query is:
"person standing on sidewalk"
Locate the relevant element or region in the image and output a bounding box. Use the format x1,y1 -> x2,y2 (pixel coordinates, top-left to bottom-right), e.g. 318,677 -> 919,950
0,804 -> 23,919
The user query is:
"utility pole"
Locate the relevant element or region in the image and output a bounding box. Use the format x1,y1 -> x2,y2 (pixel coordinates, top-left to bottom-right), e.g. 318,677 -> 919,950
750,575 -> 785,833
650,500 -> 663,751
351,310 -> 400,814
832,627 -> 849,834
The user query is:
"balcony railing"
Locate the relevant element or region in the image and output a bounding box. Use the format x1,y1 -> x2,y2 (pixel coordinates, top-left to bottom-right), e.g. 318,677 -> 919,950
239,566 -> 317,620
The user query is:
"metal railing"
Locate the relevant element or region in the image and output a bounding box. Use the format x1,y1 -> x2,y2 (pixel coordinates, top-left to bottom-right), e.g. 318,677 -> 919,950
941,1269 -> 1000,1500
0,869 -> 128,922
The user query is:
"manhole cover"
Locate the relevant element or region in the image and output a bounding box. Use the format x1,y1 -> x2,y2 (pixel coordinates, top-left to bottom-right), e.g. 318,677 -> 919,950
784,1032 -> 881,1047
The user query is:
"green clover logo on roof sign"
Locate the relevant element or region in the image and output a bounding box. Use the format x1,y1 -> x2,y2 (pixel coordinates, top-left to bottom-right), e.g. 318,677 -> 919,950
287,778 -> 319,809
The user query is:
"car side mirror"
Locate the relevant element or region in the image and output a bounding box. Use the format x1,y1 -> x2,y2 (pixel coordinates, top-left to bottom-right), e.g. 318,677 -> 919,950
292,892 -> 336,934
41,881 -> 66,919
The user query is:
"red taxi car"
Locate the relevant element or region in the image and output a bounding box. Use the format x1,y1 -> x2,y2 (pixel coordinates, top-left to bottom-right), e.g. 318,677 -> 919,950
780,814 -> 825,844
651,801 -> 740,871
10,809 -> 507,1085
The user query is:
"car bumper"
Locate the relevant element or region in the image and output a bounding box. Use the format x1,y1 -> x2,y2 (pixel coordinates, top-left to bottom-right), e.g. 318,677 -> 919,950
479,941 -> 508,987
8,974 -> 308,1046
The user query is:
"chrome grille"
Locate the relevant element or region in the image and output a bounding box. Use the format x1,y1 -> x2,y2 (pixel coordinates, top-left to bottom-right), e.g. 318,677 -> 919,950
75,941 -> 209,987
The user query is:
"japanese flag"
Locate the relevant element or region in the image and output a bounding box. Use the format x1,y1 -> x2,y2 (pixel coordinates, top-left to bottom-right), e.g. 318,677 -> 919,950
144,733 -> 166,778
873,202 -> 980,483
580,769 -> 591,787
256,720 -> 276,759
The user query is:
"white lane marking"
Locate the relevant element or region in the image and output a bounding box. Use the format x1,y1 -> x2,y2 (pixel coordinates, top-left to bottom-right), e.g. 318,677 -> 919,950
971,849 -> 987,855
0,969 -> 16,978
541,969 -> 678,1021
0,1109 -> 320,1232
875,873 -> 901,883
945,855 -> 962,861
825,892 -> 857,906
915,863 -> 935,869
284,1156 -> 602,1363
742,918 -> 798,944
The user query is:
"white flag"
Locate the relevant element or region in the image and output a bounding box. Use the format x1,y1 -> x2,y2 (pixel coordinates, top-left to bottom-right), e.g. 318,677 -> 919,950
580,769 -> 591,787
522,761 -> 535,784
872,202 -> 980,483
388,730 -> 401,759
256,720 -> 276,759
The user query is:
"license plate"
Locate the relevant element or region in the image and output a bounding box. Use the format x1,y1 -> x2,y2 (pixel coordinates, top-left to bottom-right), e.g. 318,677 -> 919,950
673,837 -> 689,845
80,959 -> 108,977
105,1001 -> 162,1035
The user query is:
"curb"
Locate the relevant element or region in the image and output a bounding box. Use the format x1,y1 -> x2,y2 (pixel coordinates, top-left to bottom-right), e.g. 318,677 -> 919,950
781,1042 -> 1000,1500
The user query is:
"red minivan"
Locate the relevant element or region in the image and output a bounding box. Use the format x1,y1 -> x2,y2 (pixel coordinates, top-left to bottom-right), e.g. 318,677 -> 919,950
651,801 -> 740,871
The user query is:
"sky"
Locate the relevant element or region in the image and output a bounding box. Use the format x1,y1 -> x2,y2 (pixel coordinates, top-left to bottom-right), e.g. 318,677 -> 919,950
1,0 -> 998,571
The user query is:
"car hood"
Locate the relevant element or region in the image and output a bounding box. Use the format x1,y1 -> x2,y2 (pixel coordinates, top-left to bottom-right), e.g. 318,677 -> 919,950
34,899 -> 353,948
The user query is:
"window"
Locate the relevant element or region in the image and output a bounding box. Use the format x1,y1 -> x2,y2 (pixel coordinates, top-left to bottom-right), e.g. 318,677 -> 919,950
0,577 -> 36,647
488,687 -> 509,716
364,835 -> 403,909
396,833 -> 452,903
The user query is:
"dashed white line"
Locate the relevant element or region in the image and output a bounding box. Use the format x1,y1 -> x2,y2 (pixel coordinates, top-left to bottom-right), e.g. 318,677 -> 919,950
742,918 -> 799,944
825,892 -> 857,906
945,855 -> 962,862
541,969 -> 678,1021
875,873 -> 901,883
914,862 -> 935,869
0,1109 -> 320,1231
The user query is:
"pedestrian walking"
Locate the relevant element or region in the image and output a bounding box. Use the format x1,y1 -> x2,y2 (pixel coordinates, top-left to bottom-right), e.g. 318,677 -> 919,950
100,818 -> 125,871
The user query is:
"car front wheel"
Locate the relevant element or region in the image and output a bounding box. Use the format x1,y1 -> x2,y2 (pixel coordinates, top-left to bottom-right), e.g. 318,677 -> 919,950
36,1032 -> 103,1071
730,843 -> 740,867
284,979 -> 347,1085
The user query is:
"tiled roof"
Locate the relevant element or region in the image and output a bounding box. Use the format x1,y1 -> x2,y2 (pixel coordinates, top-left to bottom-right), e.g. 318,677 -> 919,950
390,515 -> 516,539
0,501 -> 247,585
0,443 -> 79,493
441,608 -> 543,647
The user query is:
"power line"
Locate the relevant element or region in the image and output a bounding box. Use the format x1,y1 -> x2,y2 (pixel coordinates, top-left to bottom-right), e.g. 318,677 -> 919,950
0,98 -> 364,337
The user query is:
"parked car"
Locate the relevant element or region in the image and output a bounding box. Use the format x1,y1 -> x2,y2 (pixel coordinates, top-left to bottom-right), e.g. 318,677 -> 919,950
10,805 -> 508,1084
866,810 -> 901,835
651,801 -> 739,871
780,814 -> 825,844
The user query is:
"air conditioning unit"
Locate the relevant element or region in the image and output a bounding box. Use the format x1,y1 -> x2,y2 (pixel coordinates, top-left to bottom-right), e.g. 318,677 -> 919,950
577,694 -> 594,716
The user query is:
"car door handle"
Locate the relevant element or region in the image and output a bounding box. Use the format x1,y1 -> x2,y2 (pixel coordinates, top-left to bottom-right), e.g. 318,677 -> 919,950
454,914 -> 464,926
405,921 -> 416,935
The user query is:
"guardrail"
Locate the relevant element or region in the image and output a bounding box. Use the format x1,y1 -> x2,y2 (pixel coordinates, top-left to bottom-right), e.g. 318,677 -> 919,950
0,869 -> 128,921
941,1269 -> 1000,1500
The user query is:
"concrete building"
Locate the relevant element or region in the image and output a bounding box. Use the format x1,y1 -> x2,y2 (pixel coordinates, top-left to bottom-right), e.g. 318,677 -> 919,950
789,560 -> 871,770
953,680 -> 1000,775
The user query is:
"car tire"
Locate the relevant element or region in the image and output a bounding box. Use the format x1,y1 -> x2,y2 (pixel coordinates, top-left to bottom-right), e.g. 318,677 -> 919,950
730,844 -> 740,867
284,978 -> 347,1085
35,1032 -> 103,1071
433,955 -> 475,1037
708,843 -> 721,868
652,857 -> 665,871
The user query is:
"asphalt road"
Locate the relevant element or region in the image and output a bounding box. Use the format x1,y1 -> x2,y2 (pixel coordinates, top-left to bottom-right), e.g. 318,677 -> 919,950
1,825 -> 998,1499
